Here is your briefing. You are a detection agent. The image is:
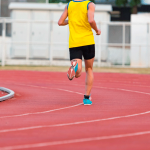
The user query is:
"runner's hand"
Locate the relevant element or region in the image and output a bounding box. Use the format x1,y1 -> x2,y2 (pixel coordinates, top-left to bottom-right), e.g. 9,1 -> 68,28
96,29 -> 101,35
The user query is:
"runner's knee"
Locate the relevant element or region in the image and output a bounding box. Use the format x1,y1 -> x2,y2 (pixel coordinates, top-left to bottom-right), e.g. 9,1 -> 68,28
85,67 -> 93,73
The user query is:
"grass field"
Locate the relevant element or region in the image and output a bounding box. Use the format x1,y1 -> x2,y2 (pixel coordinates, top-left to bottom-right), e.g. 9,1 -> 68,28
0,66 -> 150,74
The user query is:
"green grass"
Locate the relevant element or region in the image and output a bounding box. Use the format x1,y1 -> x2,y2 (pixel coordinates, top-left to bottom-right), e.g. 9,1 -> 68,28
0,65 -> 150,74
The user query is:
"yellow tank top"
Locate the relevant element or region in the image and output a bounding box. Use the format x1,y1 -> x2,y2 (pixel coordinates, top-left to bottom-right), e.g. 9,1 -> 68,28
68,0 -> 95,48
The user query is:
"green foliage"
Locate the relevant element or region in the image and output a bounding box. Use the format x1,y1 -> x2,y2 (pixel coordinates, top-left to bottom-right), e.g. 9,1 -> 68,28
115,0 -> 141,7
90,0 -> 95,3
130,0 -> 141,7
37,0 -> 46,2
115,0 -> 128,7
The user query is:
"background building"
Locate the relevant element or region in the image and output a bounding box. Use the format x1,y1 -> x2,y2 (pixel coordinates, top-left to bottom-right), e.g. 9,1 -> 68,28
0,0 -> 46,17
0,0 -> 150,67
1,0 -> 150,19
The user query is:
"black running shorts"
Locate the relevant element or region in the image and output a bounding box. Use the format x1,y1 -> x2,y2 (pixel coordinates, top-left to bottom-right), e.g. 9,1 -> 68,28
69,44 -> 95,61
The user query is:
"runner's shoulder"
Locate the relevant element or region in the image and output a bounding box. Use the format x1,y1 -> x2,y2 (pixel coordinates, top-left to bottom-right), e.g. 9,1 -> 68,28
88,2 -> 95,9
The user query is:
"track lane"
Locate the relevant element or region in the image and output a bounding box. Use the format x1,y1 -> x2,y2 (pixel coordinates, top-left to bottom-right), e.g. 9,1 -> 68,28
0,71 -> 150,149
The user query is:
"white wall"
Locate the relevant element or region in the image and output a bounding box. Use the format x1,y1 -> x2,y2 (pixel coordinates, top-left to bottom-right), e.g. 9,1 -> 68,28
10,5 -> 111,61
0,36 -> 11,60
131,14 -> 150,67
94,12 -> 110,61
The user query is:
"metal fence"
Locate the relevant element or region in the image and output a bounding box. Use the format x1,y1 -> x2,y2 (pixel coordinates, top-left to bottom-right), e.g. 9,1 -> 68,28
0,18 -> 150,67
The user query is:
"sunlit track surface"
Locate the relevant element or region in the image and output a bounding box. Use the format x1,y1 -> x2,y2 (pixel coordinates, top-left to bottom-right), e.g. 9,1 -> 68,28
0,70 -> 150,150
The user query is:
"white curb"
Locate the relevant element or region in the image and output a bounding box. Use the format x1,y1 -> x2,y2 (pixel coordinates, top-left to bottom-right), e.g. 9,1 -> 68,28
0,87 -> 15,102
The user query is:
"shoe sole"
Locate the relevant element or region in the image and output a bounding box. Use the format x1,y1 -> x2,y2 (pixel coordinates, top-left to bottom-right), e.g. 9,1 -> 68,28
67,74 -> 74,81
84,104 -> 92,105
67,60 -> 78,81
67,66 -> 75,80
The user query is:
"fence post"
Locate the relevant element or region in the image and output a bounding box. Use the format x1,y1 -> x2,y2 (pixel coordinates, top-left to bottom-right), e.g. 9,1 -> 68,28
98,22 -> 101,67
66,26 -> 69,60
139,45 -> 141,66
122,23 -> 125,67
147,22 -> 150,67
26,20 -> 30,63
2,19 -> 6,67
49,20 -> 53,65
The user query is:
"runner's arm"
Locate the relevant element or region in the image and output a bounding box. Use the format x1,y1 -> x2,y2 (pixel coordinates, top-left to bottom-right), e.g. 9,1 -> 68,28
88,3 -> 101,35
58,6 -> 68,26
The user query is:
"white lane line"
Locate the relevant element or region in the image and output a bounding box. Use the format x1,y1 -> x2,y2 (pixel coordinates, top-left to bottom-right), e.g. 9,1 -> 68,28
10,82 -> 150,96
0,82 -> 149,133
1,130 -> 150,150
12,83 -> 83,95
0,110 -> 150,133
93,86 -> 150,96
0,103 -> 82,119
4,77 -> 150,89
52,83 -> 150,96
1,82 -> 150,119
65,83 -> 150,94
0,84 -> 83,119
47,80 -> 150,89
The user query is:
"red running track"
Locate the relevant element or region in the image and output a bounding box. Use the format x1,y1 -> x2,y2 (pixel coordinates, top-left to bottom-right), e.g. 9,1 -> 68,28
0,91 -> 8,97
0,70 -> 150,150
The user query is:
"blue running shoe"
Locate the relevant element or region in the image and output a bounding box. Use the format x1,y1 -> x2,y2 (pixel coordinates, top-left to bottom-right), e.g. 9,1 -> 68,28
83,98 -> 92,105
67,60 -> 78,80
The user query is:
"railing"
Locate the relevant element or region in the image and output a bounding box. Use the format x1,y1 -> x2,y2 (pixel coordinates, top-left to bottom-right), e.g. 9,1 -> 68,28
0,18 -> 150,67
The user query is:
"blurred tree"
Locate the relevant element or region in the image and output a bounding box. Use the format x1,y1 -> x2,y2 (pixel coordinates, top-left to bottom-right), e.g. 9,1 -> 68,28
130,0 -> 141,14
115,0 -> 141,14
115,0 -> 128,7
36,0 -> 46,2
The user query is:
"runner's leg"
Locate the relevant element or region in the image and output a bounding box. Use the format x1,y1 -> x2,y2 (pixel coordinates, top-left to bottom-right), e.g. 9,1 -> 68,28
67,47 -> 83,80
84,58 -> 94,95
74,59 -> 82,78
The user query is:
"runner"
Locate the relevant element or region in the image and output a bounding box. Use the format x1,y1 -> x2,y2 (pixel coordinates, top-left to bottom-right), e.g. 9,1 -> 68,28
58,0 -> 101,105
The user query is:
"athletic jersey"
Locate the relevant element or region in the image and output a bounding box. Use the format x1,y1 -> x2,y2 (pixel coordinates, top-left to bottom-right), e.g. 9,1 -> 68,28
67,0 -> 95,48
